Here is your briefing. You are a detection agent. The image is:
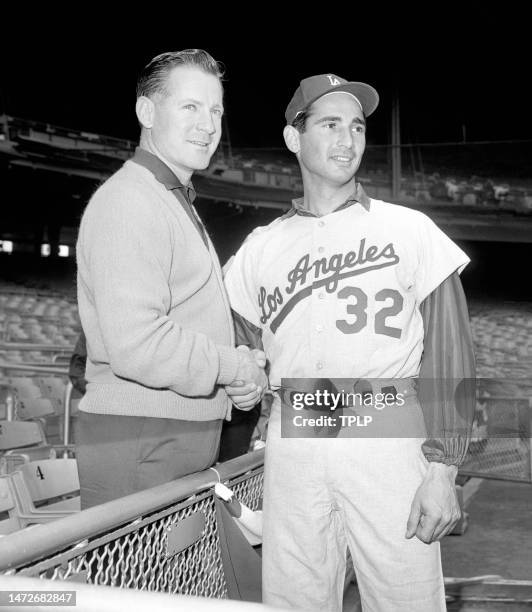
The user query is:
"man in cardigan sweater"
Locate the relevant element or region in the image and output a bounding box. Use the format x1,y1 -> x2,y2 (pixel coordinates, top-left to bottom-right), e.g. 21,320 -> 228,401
75,49 -> 266,509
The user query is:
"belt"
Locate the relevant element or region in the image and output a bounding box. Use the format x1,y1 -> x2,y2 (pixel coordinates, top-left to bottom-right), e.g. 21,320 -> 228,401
351,378 -> 418,401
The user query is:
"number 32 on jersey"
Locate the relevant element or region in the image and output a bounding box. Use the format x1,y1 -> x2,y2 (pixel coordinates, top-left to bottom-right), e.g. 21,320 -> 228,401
335,287 -> 404,338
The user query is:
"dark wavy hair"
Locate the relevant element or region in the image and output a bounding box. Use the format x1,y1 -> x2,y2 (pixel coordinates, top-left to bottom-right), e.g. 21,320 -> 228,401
291,110 -> 309,133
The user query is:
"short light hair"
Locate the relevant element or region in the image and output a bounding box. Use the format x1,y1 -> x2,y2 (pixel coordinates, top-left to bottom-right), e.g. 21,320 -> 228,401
136,49 -> 224,99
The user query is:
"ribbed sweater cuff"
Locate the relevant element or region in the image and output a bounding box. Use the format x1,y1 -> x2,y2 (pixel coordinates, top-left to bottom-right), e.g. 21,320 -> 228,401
216,345 -> 240,385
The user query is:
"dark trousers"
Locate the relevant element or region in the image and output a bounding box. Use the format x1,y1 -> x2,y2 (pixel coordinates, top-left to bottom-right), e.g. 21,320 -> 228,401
75,411 -> 222,509
218,405 -> 260,462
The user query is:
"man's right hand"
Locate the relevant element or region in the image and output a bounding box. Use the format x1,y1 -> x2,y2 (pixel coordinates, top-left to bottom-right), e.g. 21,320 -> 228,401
234,345 -> 267,386
225,346 -> 268,410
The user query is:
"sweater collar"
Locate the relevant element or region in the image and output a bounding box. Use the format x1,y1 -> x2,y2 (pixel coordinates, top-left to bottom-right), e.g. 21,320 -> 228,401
131,147 -> 196,203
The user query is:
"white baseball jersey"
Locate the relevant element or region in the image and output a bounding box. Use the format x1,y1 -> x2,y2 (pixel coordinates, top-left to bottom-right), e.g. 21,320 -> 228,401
224,198 -> 469,389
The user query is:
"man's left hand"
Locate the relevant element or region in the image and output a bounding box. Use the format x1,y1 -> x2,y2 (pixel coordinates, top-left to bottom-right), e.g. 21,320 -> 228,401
226,380 -> 264,410
405,462 -> 461,544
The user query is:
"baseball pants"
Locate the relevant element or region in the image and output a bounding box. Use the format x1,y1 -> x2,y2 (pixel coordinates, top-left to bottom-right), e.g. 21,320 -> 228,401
262,395 -> 446,612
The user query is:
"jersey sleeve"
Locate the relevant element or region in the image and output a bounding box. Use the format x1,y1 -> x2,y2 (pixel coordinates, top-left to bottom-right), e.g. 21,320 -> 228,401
415,214 -> 470,303
224,240 -> 263,329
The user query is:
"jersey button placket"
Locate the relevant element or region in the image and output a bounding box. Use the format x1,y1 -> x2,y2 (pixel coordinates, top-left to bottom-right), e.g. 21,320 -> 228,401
314,217 -> 326,258
312,218 -> 327,374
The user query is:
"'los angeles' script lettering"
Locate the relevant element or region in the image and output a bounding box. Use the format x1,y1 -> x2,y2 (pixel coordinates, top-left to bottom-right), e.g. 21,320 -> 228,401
258,239 -> 399,325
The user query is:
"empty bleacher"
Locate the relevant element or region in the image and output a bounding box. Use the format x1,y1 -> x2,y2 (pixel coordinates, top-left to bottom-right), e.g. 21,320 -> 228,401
471,302 -> 532,380
0,282 -> 80,534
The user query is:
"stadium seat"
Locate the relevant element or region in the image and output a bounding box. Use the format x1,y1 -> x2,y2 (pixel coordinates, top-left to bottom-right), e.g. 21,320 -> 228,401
0,446 -> 57,475
0,469 -> 78,530
18,458 -> 80,512
7,377 -> 42,399
0,477 -> 25,535
0,420 -> 46,450
36,377 -> 67,402
16,397 -> 56,420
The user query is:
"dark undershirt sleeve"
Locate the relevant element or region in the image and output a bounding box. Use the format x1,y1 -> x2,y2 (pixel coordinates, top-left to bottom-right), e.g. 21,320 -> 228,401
68,331 -> 88,395
233,310 -> 264,352
418,272 -> 476,465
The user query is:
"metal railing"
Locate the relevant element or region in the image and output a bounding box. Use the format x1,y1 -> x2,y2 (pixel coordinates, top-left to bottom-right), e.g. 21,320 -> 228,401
0,450 -> 264,600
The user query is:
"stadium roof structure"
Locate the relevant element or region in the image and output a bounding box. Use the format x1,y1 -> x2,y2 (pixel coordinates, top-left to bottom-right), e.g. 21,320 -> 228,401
1,114 -> 532,243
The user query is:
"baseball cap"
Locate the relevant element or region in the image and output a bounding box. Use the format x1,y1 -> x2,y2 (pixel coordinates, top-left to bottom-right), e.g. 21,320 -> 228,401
285,74 -> 379,124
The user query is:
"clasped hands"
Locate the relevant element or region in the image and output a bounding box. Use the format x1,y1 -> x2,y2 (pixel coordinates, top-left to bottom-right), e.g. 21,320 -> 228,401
225,345 -> 268,410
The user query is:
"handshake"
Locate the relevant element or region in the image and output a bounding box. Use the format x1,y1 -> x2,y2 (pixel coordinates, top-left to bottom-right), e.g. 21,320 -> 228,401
225,345 -> 268,411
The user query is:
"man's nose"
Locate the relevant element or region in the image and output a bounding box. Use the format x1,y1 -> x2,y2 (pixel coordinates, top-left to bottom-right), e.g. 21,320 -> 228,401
197,110 -> 216,135
336,126 -> 354,148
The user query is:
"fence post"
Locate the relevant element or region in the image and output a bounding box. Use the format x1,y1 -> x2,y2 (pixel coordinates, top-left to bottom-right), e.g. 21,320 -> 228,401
63,381 -> 73,458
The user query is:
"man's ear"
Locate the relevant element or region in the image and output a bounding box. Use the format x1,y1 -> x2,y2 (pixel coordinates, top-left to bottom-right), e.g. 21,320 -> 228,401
135,96 -> 155,129
283,125 -> 301,154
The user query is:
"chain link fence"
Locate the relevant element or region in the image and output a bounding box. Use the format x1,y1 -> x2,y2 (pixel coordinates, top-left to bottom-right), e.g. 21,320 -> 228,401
460,396 -> 531,482
0,453 -> 264,602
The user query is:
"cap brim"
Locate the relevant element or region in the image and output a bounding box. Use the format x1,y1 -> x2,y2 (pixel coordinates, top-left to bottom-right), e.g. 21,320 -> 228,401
310,81 -> 379,117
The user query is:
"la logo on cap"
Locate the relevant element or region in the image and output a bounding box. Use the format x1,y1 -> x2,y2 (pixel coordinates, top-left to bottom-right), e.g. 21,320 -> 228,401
327,75 -> 341,86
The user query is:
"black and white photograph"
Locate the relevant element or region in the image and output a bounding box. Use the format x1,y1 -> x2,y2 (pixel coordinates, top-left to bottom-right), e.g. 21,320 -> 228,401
0,5 -> 531,610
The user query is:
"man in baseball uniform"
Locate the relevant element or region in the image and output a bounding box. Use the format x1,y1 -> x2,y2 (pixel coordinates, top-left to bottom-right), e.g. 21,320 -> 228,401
224,74 -> 475,611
